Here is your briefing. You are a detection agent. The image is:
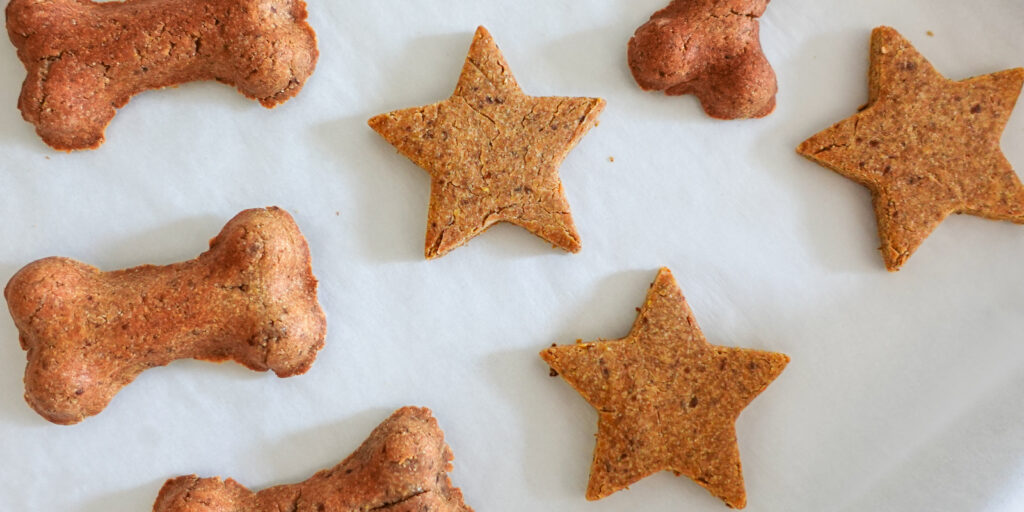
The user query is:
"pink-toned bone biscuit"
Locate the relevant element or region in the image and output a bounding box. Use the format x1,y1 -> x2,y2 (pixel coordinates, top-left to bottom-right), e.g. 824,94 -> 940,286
628,0 -> 777,119
4,207 -> 326,425
6,0 -> 319,150
153,407 -> 474,512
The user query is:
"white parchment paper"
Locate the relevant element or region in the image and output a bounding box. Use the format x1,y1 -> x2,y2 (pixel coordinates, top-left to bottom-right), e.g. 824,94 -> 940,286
1,1 -> 1023,510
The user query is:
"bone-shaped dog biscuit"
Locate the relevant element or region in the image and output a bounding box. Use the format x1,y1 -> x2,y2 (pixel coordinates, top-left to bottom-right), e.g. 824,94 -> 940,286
628,0 -> 777,119
5,207 -> 326,425
153,407 -> 474,512
5,0 -> 319,150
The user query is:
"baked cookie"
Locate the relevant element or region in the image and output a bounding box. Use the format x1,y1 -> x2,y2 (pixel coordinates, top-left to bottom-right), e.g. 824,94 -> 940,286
541,268 -> 788,508
628,0 -> 777,119
6,0 -> 319,150
797,27 -> 1024,271
369,26 -> 605,258
153,407 -> 473,512
5,207 -> 326,424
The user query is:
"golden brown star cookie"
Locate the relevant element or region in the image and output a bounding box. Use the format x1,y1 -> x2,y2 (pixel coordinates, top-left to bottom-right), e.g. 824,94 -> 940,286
541,268 -> 789,508
798,26 -> 1024,271
368,26 -> 605,259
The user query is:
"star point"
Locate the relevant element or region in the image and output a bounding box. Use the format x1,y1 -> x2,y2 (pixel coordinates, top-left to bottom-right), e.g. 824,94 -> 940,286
369,26 -> 605,258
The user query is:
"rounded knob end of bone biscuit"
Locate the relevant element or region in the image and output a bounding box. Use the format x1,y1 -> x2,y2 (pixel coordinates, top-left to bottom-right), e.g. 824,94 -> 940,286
687,49 -> 778,119
628,19 -> 695,91
153,475 -> 251,512
23,369 -> 103,425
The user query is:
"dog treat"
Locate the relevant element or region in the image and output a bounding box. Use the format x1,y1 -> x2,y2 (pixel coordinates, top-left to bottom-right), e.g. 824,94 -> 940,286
541,268 -> 788,508
5,207 -> 326,425
6,0 -> 319,151
368,26 -> 605,258
153,407 -> 474,512
797,26 -> 1024,271
628,0 -> 777,119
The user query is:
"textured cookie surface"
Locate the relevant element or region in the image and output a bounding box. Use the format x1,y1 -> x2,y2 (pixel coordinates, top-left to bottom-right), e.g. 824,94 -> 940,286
6,0 -> 319,150
153,407 -> 474,512
797,26 -> 1024,271
368,26 -> 605,258
541,268 -> 788,508
628,0 -> 777,119
5,207 -> 326,424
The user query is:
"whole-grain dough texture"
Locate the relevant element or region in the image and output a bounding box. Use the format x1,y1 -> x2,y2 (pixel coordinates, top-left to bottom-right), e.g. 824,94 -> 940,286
153,407 -> 474,512
541,268 -> 788,508
797,26 -> 1024,271
4,207 -> 326,425
6,0 -> 319,150
368,26 -> 605,259
628,0 -> 777,119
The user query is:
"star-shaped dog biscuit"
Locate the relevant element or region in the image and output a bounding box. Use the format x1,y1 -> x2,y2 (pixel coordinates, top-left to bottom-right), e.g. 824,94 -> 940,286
369,26 -> 605,259
541,268 -> 789,508
798,26 -> 1024,271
